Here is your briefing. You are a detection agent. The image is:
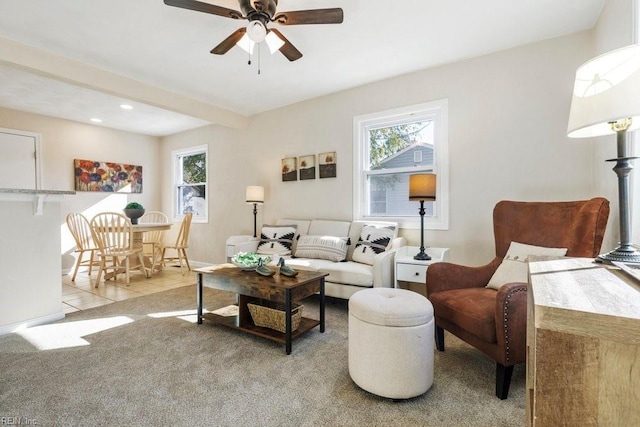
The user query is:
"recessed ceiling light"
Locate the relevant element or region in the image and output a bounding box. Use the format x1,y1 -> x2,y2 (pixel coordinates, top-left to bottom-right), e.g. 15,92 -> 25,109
90,118 -> 102,123
120,104 -> 133,110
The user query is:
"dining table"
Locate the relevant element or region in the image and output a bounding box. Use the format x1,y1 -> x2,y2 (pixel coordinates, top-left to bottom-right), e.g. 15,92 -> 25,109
97,222 -> 172,280
132,222 -> 172,275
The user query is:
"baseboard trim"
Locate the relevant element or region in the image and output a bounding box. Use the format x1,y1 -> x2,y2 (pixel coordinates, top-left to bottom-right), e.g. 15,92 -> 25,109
0,311 -> 66,336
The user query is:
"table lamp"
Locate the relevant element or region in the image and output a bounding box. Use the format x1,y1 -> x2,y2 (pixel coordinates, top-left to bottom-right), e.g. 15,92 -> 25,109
409,173 -> 436,260
246,185 -> 264,238
567,44 -> 640,264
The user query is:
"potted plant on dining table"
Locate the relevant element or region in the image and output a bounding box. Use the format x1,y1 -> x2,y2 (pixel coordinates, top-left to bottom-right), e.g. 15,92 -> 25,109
123,202 -> 145,224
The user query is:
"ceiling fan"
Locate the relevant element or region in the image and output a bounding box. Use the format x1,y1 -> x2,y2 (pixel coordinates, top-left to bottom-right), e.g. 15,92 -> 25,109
164,0 -> 344,61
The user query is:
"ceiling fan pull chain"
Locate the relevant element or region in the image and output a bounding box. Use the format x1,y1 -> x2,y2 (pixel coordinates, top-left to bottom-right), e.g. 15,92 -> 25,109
258,43 -> 261,75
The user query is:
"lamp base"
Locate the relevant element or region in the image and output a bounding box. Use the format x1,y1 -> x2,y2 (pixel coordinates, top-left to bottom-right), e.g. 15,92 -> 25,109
414,250 -> 432,261
596,246 -> 640,265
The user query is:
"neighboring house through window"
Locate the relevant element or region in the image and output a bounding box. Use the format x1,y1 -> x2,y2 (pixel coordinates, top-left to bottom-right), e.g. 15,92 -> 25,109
172,145 -> 208,223
353,99 -> 449,229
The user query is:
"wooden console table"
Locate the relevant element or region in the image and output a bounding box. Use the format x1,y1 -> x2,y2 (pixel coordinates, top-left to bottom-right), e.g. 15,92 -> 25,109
526,257 -> 640,426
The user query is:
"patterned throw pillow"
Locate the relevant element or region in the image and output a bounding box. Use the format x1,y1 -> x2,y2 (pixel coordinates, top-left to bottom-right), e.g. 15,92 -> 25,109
257,225 -> 297,256
352,225 -> 396,265
294,235 -> 349,262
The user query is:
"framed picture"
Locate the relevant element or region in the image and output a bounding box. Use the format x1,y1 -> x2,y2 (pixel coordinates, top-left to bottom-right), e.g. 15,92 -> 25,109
298,154 -> 316,180
282,157 -> 297,182
74,159 -> 143,192
318,151 -> 337,178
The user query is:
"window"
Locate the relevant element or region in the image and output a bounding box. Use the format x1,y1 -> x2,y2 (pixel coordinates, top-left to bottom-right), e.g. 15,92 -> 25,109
353,100 -> 449,229
172,145 -> 208,223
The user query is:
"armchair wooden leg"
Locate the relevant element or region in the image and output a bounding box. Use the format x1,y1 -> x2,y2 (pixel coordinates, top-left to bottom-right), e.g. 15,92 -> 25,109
496,363 -> 514,400
435,326 -> 445,351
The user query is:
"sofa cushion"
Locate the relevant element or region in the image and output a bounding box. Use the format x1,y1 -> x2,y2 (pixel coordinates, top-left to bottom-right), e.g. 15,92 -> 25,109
319,261 -> 373,287
257,225 -> 297,256
270,256 -> 336,273
352,224 -> 397,265
295,235 -> 349,262
486,241 -> 567,290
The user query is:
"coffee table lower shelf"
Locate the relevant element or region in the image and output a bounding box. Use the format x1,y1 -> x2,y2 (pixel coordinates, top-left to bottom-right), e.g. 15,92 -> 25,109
202,311 -> 320,343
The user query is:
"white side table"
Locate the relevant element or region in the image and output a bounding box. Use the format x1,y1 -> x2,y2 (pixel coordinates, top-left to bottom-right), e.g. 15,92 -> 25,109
394,246 -> 450,288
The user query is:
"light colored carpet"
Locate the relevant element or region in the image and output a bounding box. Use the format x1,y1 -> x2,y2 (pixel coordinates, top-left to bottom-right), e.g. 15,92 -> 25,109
0,285 -> 525,426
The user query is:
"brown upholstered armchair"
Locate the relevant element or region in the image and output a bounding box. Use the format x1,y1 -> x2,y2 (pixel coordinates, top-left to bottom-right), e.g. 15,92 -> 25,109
425,198 -> 610,399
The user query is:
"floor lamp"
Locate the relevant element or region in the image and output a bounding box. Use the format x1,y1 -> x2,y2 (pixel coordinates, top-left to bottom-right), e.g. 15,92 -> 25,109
409,173 -> 436,260
568,44 -> 640,264
245,185 -> 264,238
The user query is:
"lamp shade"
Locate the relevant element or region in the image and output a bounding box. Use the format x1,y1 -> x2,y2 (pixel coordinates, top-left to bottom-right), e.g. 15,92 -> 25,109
409,174 -> 436,201
568,44 -> 640,138
246,186 -> 264,204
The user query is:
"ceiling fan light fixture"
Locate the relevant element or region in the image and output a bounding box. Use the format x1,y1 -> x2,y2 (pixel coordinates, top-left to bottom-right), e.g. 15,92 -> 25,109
246,20 -> 266,43
265,31 -> 285,54
237,34 -> 256,54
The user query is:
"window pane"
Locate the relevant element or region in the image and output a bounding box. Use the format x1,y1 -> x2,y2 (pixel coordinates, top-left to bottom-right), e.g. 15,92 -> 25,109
369,121 -> 433,169
181,153 -> 206,184
368,172 -> 434,217
177,184 -> 206,217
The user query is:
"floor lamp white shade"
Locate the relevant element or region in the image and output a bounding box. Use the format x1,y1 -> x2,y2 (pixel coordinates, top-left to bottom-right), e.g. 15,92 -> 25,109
567,44 -> 640,264
246,186 -> 264,238
246,186 -> 264,204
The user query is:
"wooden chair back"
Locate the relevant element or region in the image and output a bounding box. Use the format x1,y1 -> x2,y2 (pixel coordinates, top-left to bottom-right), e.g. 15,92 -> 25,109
66,212 -> 96,251
140,211 -> 169,244
90,212 -> 133,253
175,212 -> 193,249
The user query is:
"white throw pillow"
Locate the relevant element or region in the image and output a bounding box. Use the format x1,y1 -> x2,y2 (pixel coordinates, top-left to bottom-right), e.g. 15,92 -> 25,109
256,225 -> 297,256
294,235 -> 349,262
352,224 -> 396,266
486,241 -> 568,290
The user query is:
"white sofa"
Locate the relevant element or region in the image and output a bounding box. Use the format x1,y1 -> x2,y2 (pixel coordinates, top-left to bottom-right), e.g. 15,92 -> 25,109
226,219 -> 407,299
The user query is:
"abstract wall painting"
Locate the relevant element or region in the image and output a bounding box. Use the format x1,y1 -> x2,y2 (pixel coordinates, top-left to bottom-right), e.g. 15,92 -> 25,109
282,157 -> 298,182
299,154 -> 316,180
319,151 -> 337,178
74,159 -> 143,193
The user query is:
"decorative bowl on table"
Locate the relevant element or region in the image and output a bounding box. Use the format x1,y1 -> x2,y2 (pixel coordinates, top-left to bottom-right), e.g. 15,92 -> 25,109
231,252 -> 271,271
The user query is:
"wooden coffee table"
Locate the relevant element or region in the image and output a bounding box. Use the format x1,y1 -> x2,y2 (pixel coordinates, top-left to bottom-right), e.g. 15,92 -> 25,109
195,264 -> 328,354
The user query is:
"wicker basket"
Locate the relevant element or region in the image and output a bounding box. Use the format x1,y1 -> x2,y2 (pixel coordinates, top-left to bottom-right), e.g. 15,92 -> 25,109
247,300 -> 304,333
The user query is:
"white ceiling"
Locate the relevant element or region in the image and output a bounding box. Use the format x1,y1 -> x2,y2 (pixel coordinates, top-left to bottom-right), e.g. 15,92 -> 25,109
0,0 -> 605,136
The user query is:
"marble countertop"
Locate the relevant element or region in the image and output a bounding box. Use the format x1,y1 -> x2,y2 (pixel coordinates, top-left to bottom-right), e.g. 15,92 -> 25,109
0,188 -> 75,195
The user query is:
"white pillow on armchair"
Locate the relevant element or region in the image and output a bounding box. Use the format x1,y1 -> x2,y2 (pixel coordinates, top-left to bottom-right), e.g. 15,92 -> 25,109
486,241 -> 567,290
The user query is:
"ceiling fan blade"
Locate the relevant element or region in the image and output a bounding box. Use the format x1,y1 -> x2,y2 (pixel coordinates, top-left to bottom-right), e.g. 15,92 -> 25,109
211,28 -> 246,55
272,8 -> 344,25
164,0 -> 243,20
269,29 -> 302,61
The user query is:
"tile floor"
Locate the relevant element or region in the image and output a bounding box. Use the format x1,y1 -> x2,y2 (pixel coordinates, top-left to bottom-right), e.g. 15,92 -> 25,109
61,265 -> 197,313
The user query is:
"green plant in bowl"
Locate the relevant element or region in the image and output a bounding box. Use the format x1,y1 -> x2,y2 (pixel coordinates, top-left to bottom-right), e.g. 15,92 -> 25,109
231,252 -> 271,270
123,202 -> 145,224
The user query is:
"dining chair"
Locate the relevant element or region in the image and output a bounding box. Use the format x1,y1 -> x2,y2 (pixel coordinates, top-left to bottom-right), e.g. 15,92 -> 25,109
66,212 -> 101,281
161,212 -> 193,275
90,212 -> 148,286
139,211 -> 169,272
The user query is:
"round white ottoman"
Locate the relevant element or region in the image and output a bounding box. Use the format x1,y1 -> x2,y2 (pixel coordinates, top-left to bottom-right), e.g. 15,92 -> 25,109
348,288 -> 434,399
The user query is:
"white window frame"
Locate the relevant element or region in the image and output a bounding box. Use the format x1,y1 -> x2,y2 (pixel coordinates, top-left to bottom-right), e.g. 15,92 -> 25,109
171,144 -> 208,223
353,99 -> 449,230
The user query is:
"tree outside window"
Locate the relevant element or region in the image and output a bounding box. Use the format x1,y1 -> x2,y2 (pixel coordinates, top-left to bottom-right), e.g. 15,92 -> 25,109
173,146 -> 207,222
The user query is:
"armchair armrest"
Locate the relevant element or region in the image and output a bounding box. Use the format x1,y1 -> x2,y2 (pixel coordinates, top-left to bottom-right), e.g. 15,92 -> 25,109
494,282 -> 528,365
225,235 -> 259,259
372,246 -> 402,288
426,257 -> 502,297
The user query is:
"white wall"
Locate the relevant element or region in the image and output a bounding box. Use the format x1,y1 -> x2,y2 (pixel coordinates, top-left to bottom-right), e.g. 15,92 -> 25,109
0,108 -> 162,330
163,30 -> 609,266
0,108 -> 162,254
